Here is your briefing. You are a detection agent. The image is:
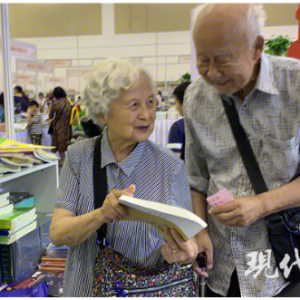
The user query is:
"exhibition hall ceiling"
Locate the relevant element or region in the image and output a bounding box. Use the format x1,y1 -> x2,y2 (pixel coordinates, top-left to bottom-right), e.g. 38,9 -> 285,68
7,3 -> 299,38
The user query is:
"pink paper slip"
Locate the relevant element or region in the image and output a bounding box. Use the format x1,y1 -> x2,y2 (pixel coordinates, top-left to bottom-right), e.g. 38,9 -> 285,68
207,189 -> 234,207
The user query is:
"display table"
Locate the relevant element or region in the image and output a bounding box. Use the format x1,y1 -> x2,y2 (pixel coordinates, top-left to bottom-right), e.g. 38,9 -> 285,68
0,124 -> 52,146
149,119 -> 179,148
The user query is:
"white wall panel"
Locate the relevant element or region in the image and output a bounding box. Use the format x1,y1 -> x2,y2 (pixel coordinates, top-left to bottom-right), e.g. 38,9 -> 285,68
166,64 -> 189,81
157,44 -> 190,56
67,77 -> 80,93
143,65 -> 156,81
143,57 -> 156,64
78,45 -> 156,59
78,59 -> 92,67
78,33 -> 156,48
72,60 -> 79,67
262,25 -> 297,40
37,49 -> 78,60
166,56 -> 178,63
157,57 -> 165,64
157,31 -> 190,44
18,37 -> 77,49
157,65 -> 166,82
54,68 -> 67,80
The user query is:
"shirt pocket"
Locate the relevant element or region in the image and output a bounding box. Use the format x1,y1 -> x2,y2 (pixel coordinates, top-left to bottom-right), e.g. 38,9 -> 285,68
262,136 -> 300,182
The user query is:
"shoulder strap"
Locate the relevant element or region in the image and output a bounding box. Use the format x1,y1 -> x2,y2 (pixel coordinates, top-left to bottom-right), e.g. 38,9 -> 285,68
221,96 -> 268,194
93,135 -> 108,248
220,96 -> 282,224
221,95 -> 300,225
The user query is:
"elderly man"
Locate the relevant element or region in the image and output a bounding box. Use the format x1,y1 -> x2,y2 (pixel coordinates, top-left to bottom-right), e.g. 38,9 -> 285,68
186,3 -> 300,297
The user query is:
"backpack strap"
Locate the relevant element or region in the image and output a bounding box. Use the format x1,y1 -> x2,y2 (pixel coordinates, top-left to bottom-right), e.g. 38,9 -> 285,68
93,135 -> 108,248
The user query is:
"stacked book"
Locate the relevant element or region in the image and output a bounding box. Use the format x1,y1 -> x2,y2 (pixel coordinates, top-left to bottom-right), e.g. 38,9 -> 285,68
38,244 -> 68,272
0,138 -> 58,175
0,192 -> 37,245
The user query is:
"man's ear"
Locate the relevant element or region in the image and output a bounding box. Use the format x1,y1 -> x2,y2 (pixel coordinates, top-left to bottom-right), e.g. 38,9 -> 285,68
253,36 -> 264,60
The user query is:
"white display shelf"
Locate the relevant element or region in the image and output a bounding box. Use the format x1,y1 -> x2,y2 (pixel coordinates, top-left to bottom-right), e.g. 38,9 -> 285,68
0,161 -> 59,214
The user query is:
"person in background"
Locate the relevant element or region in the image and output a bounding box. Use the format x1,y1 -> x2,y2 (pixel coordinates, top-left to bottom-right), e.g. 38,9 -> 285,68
13,86 -> 29,113
156,90 -> 163,106
38,92 -> 47,113
0,93 -> 4,122
27,100 -> 43,145
48,87 -> 72,166
167,81 -> 191,161
49,57 -> 198,297
187,3 -> 300,297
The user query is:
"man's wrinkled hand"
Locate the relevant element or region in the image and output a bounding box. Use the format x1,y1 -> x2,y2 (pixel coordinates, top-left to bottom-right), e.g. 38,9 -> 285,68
208,195 -> 264,227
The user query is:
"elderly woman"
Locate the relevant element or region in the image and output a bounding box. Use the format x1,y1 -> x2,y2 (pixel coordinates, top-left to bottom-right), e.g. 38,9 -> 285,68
49,57 -> 199,297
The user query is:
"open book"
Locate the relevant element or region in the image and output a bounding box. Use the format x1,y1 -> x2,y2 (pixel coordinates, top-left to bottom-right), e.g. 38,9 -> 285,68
119,195 -> 207,241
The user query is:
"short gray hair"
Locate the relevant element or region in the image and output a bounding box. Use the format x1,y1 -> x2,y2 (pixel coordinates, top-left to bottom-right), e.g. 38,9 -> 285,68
246,4 -> 266,48
82,57 -> 157,124
193,4 -> 266,49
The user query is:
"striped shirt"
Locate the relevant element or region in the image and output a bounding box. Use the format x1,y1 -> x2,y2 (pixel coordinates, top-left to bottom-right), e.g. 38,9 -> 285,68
55,130 -> 192,297
184,53 -> 300,297
29,112 -> 43,135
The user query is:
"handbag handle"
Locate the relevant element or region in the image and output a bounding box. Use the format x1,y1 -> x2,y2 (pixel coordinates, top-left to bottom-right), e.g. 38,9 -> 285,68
93,135 -> 108,248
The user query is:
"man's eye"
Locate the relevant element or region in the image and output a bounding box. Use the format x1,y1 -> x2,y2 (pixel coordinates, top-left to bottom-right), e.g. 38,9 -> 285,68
131,102 -> 138,108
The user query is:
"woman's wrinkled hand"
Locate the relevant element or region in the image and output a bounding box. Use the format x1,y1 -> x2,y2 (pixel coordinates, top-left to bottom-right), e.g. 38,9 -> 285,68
99,184 -> 135,224
161,227 -> 198,265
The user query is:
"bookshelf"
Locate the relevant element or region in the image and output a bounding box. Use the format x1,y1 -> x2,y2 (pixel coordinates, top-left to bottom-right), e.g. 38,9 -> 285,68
0,162 -> 59,214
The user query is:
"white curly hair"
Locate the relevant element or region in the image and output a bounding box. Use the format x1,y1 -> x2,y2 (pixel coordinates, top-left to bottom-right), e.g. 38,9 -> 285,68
193,4 -> 266,49
82,57 -> 157,124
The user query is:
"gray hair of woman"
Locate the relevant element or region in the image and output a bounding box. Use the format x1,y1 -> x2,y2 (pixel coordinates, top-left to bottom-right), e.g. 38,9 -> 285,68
82,57 -> 157,124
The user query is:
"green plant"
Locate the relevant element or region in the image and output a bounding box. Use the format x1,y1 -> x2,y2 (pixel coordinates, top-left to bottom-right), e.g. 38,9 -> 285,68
179,72 -> 191,83
264,35 -> 292,56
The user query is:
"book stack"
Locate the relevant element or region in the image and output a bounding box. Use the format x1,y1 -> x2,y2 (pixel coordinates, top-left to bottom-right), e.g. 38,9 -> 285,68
38,244 -> 68,272
0,226 -> 42,284
0,192 -> 13,216
0,207 -> 37,245
8,192 -> 35,211
0,138 -> 59,175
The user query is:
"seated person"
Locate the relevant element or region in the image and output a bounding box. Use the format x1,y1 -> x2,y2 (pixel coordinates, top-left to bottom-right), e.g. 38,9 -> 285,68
167,81 -> 191,161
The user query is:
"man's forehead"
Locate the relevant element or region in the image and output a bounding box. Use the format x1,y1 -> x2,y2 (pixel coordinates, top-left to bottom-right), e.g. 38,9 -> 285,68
197,49 -> 233,56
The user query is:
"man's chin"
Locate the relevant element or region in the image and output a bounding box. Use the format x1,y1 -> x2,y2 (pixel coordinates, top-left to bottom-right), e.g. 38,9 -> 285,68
213,86 -> 235,95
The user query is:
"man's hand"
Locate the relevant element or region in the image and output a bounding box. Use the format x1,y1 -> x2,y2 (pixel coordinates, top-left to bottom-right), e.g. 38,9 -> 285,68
193,230 -> 213,277
208,195 -> 264,227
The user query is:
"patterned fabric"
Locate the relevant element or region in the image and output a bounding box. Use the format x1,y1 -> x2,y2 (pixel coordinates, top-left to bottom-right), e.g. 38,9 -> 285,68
29,112 -> 43,135
93,247 -> 196,297
55,130 -> 192,297
30,134 -> 42,145
49,98 -> 72,152
184,53 -> 300,297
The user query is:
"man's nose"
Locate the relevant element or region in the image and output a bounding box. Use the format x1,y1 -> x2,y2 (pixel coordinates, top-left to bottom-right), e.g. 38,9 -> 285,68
206,62 -> 223,80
